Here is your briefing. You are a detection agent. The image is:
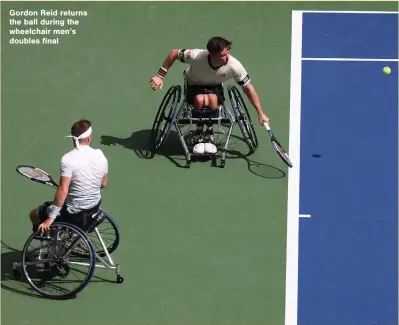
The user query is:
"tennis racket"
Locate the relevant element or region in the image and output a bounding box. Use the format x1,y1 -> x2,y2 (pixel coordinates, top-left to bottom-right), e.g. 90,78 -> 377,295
16,165 -> 59,188
263,123 -> 293,168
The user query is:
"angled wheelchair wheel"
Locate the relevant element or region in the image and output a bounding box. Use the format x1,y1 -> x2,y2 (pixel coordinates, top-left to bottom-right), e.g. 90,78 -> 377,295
150,85 -> 182,153
228,85 -> 259,152
21,222 -> 96,299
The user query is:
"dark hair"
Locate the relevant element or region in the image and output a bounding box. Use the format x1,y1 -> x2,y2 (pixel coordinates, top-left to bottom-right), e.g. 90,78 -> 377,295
206,37 -> 232,54
71,119 -> 92,138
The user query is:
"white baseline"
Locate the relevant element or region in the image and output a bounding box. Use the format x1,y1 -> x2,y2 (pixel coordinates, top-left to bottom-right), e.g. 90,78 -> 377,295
284,9 -> 303,325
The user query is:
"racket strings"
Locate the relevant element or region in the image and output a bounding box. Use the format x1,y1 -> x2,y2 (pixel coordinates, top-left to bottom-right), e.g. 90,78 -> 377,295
18,166 -> 51,181
272,141 -> 292,166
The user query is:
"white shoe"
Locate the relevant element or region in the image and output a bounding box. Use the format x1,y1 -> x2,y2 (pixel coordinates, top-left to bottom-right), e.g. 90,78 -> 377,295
204,142 -> 217,154
193,142 -> 205,154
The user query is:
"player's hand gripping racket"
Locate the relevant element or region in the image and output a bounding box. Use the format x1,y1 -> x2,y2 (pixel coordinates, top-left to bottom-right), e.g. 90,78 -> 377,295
16,165 -> 59,188
263,123 -> 293,168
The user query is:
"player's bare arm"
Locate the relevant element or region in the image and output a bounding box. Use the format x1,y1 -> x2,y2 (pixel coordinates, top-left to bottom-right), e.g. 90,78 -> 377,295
54,176 -> 71,207
101,173 -> 108,189
242,83 -> 270,124
150,49 -> 180,91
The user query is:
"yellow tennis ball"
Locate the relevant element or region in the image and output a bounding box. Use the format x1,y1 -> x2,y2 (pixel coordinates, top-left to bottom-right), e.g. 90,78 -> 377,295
383,66 -> 391,75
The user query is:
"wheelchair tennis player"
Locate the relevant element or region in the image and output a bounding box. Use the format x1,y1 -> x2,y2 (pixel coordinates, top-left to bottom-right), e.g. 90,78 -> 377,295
29,119 -> 109,233
150,36 -> 270,155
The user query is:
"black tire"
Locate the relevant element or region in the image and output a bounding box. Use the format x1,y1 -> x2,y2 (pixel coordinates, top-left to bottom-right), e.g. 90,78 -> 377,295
150,85 -> 181,153
228,85 -> 259,152
22,222 -> 96,299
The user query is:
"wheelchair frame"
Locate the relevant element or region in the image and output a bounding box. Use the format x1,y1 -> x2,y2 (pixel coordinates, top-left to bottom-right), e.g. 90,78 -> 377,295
12,209 -> 122,299
150,72 -> 259,168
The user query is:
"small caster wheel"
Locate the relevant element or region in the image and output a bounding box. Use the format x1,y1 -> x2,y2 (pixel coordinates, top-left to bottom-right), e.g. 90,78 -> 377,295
185,161 -> 191,168
116,275 -> 124,283
220,160 -> 225,168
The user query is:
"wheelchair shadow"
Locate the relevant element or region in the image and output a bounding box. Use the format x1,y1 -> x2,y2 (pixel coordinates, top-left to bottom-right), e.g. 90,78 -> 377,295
101,130 -> 286,178
101,129 -> 213,168
101,129 -> 259,168
1,240 -> 119,300
101,129 -> 181,158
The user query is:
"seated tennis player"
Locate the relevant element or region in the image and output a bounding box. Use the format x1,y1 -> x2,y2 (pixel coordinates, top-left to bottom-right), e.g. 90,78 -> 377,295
29,119 -> 109,232
150,36 -> 270,155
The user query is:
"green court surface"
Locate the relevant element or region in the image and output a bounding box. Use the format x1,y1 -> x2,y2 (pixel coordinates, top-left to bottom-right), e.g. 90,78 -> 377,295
1,1 -> 397,325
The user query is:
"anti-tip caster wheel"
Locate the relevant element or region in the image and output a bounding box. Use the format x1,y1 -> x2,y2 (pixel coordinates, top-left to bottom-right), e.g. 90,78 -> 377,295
116,275 -> 124,284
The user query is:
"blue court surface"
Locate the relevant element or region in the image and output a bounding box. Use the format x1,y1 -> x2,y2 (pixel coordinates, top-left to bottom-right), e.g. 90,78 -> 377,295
285,11 -> 398,325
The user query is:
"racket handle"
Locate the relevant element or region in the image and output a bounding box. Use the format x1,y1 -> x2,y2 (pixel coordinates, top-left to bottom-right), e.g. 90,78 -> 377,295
263,122 -> 271,131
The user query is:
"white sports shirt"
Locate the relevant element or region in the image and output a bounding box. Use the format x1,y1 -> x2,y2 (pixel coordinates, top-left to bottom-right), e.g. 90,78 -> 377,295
60,145 -> 108,213
178,49 -> 251,87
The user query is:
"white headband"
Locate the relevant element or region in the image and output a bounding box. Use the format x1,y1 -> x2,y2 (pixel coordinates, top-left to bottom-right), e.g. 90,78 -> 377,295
65,126 -> 92,149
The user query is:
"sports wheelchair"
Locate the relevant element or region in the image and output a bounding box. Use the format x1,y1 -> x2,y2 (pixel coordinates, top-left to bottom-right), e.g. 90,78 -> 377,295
150,72 -> 259,168
12,208 -> 122,299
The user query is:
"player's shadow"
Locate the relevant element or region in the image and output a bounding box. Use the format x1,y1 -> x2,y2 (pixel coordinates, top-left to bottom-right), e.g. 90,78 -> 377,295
1,240 -> 119,300
100,130 -> 286,178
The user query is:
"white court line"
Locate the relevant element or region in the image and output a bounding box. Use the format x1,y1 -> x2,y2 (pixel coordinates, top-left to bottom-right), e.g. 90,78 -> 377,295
295,10 -> 398,14
284,10 -> 303,325
303,58 -> 399,62
299,214 -> 311,218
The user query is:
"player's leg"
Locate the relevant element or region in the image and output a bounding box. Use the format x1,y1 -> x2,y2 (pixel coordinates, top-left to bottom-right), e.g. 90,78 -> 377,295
202,85 -> 224,154
206,85 -> 225,135
187,85 -> 222,155
29,201 -> 51,231
193,94 -> 219,110
187,85 -> 206,154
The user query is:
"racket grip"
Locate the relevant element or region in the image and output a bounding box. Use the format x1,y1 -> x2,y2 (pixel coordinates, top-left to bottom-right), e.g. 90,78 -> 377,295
263,122 -> 271,131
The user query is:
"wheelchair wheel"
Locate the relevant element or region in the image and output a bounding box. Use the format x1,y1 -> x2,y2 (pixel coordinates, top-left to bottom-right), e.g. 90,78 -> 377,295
150,85 -> 182,152
228,85 -> 259,152
21,222 -> 96,299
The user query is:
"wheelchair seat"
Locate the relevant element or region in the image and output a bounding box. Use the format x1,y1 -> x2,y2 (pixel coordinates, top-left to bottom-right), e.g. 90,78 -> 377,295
82,208 -> 107,233
56,202 -> 106,233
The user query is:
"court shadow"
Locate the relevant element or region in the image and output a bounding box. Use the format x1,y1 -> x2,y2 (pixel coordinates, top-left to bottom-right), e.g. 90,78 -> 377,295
101,129 -> 189,168
228,150 -> 286,179
248,160 -> 286,179
101,129 -> 179,157
100,129 -> 255,168
1,240 -> 48,299
1,240 -> 117,300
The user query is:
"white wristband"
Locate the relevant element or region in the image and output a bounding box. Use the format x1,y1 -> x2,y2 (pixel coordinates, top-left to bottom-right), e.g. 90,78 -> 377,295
157,66 -> 167,79
48,204 -> 62,219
